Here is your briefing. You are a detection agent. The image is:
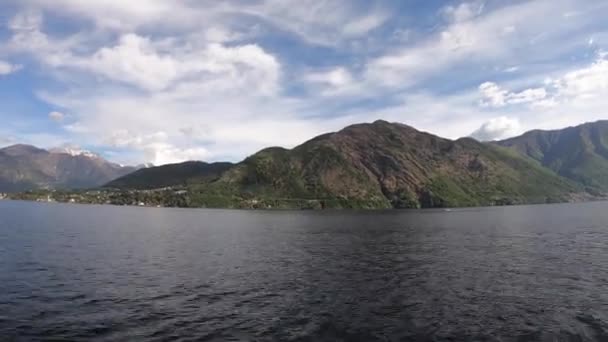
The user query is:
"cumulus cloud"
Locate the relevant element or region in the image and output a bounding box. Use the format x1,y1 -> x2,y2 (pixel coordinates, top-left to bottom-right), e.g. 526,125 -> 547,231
479,82 -> 548,107
145,144 -> 209,166
83,34 -> 179,91
0,60 -> 21,75
48,111 -> 65,122
303,67 -> 364,96
471,116 -> 521,141
99,130 -> 208,165
3,0 -> 608,165
550,54 -> 608,100
79,35 -> 279,93
305,67 -> 353,87
4,10 -> 289,164
11,28 -> 281,94
478,53 -> 608,109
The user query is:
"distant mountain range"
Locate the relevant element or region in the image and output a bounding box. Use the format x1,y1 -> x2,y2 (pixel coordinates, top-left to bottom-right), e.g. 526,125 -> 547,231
0,144 -> 136,192
497,120 -> 608,193
104,120 -> 607,209
5,120 -> 608,209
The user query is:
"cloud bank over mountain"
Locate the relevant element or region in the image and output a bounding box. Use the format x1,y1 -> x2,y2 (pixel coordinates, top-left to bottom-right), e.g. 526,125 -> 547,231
0,0 -> 607,165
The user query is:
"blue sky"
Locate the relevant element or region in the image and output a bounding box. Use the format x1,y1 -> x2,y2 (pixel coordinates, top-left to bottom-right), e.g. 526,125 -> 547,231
0,0 -> 607,165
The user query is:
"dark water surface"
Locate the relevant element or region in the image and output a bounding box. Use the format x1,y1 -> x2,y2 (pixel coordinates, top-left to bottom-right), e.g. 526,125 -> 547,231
1,201 -> 608,341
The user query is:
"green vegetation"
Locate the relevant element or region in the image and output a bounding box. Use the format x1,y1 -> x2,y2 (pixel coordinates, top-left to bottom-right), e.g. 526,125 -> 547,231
7,120 -> 607,210
498,120 -> 608,191
106,161 -> 233,190
8,189 -> 189,207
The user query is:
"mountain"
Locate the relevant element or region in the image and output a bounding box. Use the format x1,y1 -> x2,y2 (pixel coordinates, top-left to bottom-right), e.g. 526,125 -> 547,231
183,120 -> 582,209
0,144 -> 137,192
105,161 -> 233,190
48,146 -> 101,159
497,120 -> 608,193
9,121 -> 604,209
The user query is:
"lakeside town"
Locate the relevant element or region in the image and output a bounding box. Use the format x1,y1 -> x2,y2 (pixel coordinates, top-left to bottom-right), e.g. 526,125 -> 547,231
4,188 -> 190,208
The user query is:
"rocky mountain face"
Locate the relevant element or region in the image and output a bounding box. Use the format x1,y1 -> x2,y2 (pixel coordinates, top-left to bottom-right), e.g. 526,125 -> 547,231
497,120 -> 608,192
184,120 -> 582,208
8,120 -> 608,209
0,144 -> 136,192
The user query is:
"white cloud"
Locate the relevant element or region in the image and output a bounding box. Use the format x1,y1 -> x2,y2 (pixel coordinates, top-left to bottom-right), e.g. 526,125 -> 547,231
48,111 -> 65,122
305,67 -> 355,90
502,25 -> 516,35
441,1 -> 485,23
479,53 -> 608,109
4,0 -> 608,165
8,10 -> 43,32
479,82 -> 548,107
342,12 -> 388,36
303,67 -> 371,98
4,8 -> 281,164
11,27 -> 281,94
478,82 -> 508,107
149,145 -> 209,166
8,10 -> 85,63
82,34 -> 179,91
363,0 -> 594,89
10,0 -> 388,47
0,60 -> 21,75
471,116 -> 521,141
550,54 -> 608,100
364,7 -> 504,87
14,0 -> 192,31
245,0 -> 389,44
0,136 -> 15,147
100,130 -> 209,165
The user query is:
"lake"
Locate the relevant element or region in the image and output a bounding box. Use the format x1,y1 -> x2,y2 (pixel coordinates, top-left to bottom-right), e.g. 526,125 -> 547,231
0,200 -> 607,341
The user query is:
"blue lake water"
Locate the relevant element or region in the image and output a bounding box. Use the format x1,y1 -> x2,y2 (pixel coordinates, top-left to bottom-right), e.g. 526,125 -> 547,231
1,200 -> 607,341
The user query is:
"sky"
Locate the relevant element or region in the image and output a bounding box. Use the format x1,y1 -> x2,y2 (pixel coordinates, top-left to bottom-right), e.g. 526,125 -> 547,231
0,0 -> 607,165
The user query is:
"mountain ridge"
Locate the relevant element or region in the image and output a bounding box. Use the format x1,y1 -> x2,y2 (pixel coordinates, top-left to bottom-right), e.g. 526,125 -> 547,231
178,120 -> 585,208
0,144 -> 137,192
6,120 -> 608,209
105,161 -> 233,190
497,120 -> 608,192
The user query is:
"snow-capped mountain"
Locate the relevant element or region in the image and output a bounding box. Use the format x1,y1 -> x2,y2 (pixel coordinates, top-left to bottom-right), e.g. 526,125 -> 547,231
136,162 -> 155,169
0,144 -> 137,192
49,145 -> 101,159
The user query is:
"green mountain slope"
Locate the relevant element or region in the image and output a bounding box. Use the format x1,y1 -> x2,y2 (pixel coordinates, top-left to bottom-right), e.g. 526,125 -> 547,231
497,120 -> 608,192
186,120 -> 581,209
105,161 -> 234,190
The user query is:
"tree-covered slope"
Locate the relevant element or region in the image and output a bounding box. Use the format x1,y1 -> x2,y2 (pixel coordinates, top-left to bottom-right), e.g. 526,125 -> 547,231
105,161 -> 234,190
188,120 -> 581,208
497,120 -> 608,192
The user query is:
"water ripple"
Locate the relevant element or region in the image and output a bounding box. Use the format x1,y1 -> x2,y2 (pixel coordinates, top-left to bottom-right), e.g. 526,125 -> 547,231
1,201 -> 608,341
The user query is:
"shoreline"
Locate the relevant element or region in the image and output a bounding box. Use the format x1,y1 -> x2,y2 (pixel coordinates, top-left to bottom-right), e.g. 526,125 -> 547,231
3,196 -> 607,212
7,187 -> 603,211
